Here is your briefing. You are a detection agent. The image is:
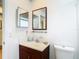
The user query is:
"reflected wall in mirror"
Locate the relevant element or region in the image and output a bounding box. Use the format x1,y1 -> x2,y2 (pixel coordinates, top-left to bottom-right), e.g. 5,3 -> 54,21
16,7 -> 29,28
32,7 -> 47,30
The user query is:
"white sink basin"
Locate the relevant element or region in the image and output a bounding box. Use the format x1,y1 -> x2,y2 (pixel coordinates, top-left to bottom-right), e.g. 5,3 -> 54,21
20,41 -> 49,52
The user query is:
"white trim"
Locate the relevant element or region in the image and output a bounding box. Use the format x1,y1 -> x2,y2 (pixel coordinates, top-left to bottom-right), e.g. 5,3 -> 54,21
2,0 -> 5,59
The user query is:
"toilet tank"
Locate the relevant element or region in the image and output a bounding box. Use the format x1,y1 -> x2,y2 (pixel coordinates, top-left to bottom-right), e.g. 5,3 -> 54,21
54,45 -> 75,59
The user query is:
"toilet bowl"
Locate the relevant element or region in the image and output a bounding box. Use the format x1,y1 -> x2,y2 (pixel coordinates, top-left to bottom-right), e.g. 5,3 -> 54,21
54,44 -> 75,59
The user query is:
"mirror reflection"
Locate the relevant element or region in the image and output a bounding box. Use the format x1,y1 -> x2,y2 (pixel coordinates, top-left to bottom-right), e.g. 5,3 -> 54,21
16,7 -> 29,28
32,7 -> 47,30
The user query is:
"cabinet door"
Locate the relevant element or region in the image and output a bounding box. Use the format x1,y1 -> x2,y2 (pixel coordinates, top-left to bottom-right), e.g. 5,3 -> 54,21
31,54 -> 42,59
20,50 -> 31,59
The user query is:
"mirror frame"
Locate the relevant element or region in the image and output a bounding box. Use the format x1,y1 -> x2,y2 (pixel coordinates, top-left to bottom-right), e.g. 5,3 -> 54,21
32,7 -> 47,30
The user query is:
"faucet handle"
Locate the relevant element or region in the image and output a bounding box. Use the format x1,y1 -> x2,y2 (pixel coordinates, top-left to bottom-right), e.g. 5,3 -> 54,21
27,36 -> 33,42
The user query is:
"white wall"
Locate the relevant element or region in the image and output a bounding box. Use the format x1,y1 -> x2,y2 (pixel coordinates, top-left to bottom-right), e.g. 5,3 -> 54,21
76,0 -> 79,59
32,0 -> 77,59
47,0 -> 77,47
3,0 -> 31,59
3,0 -> 78,59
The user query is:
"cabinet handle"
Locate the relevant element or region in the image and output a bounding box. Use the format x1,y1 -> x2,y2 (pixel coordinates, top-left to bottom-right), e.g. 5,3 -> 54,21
28,56 -> 30,59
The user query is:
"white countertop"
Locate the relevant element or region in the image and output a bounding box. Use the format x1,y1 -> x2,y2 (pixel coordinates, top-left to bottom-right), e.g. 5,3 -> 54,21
20,41 -> 49,52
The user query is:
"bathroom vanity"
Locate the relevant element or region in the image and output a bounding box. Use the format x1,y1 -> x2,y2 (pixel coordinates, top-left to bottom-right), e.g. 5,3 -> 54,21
19,41 -> 49,59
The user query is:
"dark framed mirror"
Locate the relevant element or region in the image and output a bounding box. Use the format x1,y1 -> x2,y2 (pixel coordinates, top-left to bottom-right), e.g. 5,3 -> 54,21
16,7 -> 29,28
32,7 -> 47,30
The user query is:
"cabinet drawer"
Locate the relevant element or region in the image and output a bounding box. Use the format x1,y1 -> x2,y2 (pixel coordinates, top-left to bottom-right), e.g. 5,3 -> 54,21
19,45 -> 42,54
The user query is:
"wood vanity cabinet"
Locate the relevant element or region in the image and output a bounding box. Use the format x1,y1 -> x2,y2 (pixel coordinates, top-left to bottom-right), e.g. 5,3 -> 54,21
19,45 -> 49,59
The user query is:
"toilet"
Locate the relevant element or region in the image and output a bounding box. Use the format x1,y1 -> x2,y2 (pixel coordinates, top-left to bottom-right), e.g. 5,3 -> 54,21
54,44 -> 75,59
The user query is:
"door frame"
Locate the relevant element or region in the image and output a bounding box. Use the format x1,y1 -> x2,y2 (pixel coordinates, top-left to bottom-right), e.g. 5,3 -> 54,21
2,0 -> 5,59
